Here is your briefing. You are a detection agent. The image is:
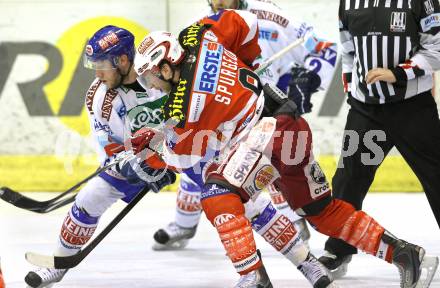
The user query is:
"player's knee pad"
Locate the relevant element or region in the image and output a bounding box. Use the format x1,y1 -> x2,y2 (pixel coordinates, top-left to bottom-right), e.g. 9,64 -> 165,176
247,198 -> 307,266
59,203 -> 99,251
201,183 -> 245,225
306,198 -> 384,255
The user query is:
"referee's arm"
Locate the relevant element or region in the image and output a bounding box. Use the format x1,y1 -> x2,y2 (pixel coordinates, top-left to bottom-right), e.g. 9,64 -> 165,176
339,0 -> 355,95
390,0 -> 440,85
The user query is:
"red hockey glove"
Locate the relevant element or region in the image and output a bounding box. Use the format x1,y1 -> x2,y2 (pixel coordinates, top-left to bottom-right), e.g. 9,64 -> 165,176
130,127 -> 163,155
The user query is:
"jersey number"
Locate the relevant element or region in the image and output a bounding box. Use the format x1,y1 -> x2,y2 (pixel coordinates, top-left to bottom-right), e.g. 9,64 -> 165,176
238,68 -> 262,96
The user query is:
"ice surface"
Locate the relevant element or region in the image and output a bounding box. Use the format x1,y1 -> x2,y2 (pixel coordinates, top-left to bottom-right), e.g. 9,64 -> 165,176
1,192 -> 439,287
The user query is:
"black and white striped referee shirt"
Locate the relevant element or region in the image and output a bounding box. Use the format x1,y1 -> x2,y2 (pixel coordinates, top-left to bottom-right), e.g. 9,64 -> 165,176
340,0 -> 440,104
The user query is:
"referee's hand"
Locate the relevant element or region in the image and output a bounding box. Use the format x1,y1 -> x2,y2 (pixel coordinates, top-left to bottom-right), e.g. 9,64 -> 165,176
366,68 -> 397,84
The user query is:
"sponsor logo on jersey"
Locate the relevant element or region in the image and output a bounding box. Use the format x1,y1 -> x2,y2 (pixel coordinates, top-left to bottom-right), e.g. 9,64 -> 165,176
101,89 -> 118,120
390,12 -> 407,32
98,32 -> 119,50
225,149 -> 260,184
297,22 -> 313,39
93,119 -> 110,132
86,80 -> 102,114
194,40 -> 223,94
188,92 -> 206,122
314,182 -> 330,196
165,78 -> 188,126
254,165 -> 277,190
127,97 -> 165,132
424,0 -> 435,15
250,9 -> 289,28
421,13 -> 440,32
116,103 -> 126,118
259,29 -> 279,41
182,23 -> 203,47
213,213 -> 236,227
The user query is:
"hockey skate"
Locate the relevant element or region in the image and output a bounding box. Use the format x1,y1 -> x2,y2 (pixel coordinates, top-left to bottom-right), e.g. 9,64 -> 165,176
318,251 -> 352,279
234,264 -> 273,288
152,222 -> 197,251
298,253 -> 338,288
25,268 -> 67,288
386,237 -> 439,288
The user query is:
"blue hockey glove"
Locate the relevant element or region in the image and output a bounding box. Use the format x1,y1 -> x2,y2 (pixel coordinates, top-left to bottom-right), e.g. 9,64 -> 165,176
288,67 -> 321,115
117,155 -> 176,192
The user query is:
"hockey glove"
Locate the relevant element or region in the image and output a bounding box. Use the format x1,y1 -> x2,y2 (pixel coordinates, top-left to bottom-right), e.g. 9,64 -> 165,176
288,67 -> 321,115
117,156 -> 176,192
130,127 -> 163,155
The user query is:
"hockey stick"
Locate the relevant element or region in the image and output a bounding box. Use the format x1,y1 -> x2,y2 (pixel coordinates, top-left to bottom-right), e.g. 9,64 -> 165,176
0,153 -> 135,213
255,37 -> 305,75
25,185 -> 150,269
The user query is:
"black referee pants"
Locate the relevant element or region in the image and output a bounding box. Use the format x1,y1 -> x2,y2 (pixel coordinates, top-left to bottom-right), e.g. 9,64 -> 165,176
325,91 -> 440,256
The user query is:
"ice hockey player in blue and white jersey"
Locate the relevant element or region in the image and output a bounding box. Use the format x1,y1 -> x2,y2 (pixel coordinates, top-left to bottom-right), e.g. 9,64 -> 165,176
24,25 -> 175,288
151,0 -> 338,256
206,0 -> 338,113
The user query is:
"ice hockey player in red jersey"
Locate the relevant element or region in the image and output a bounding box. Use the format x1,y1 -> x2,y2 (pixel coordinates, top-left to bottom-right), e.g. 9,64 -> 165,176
132,9 -> 438,288
150,0 -> 340,253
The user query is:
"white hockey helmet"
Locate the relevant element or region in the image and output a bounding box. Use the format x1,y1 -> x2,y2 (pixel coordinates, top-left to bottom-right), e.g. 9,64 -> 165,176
134,31 -> 185,78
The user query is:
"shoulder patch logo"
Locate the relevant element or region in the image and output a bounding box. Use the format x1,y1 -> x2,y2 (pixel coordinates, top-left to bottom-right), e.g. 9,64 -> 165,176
424,0 -> 435,15
310,162 -> 326,184
390,12 -> 407,32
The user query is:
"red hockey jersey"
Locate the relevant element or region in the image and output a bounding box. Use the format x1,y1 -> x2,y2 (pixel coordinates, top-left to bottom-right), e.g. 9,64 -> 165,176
149,10 -> 265,170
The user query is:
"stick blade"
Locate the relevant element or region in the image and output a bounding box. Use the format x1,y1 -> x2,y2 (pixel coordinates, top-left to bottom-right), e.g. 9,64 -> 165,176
25,252 -> 55,268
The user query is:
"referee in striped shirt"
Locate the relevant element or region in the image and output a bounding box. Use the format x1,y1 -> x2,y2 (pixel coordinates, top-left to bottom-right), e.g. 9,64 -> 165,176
319,0 -> 440,277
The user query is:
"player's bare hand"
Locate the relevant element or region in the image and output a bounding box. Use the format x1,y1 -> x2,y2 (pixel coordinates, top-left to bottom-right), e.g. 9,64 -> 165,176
366,68 -> 396,84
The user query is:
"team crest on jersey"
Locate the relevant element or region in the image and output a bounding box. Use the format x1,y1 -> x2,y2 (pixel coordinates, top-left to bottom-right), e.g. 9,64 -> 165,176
310,162 -> 326,184
194,40 -> 223,94
390,12 -> 407,32
424,0 -> 435,15
309,162 -> 330,198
